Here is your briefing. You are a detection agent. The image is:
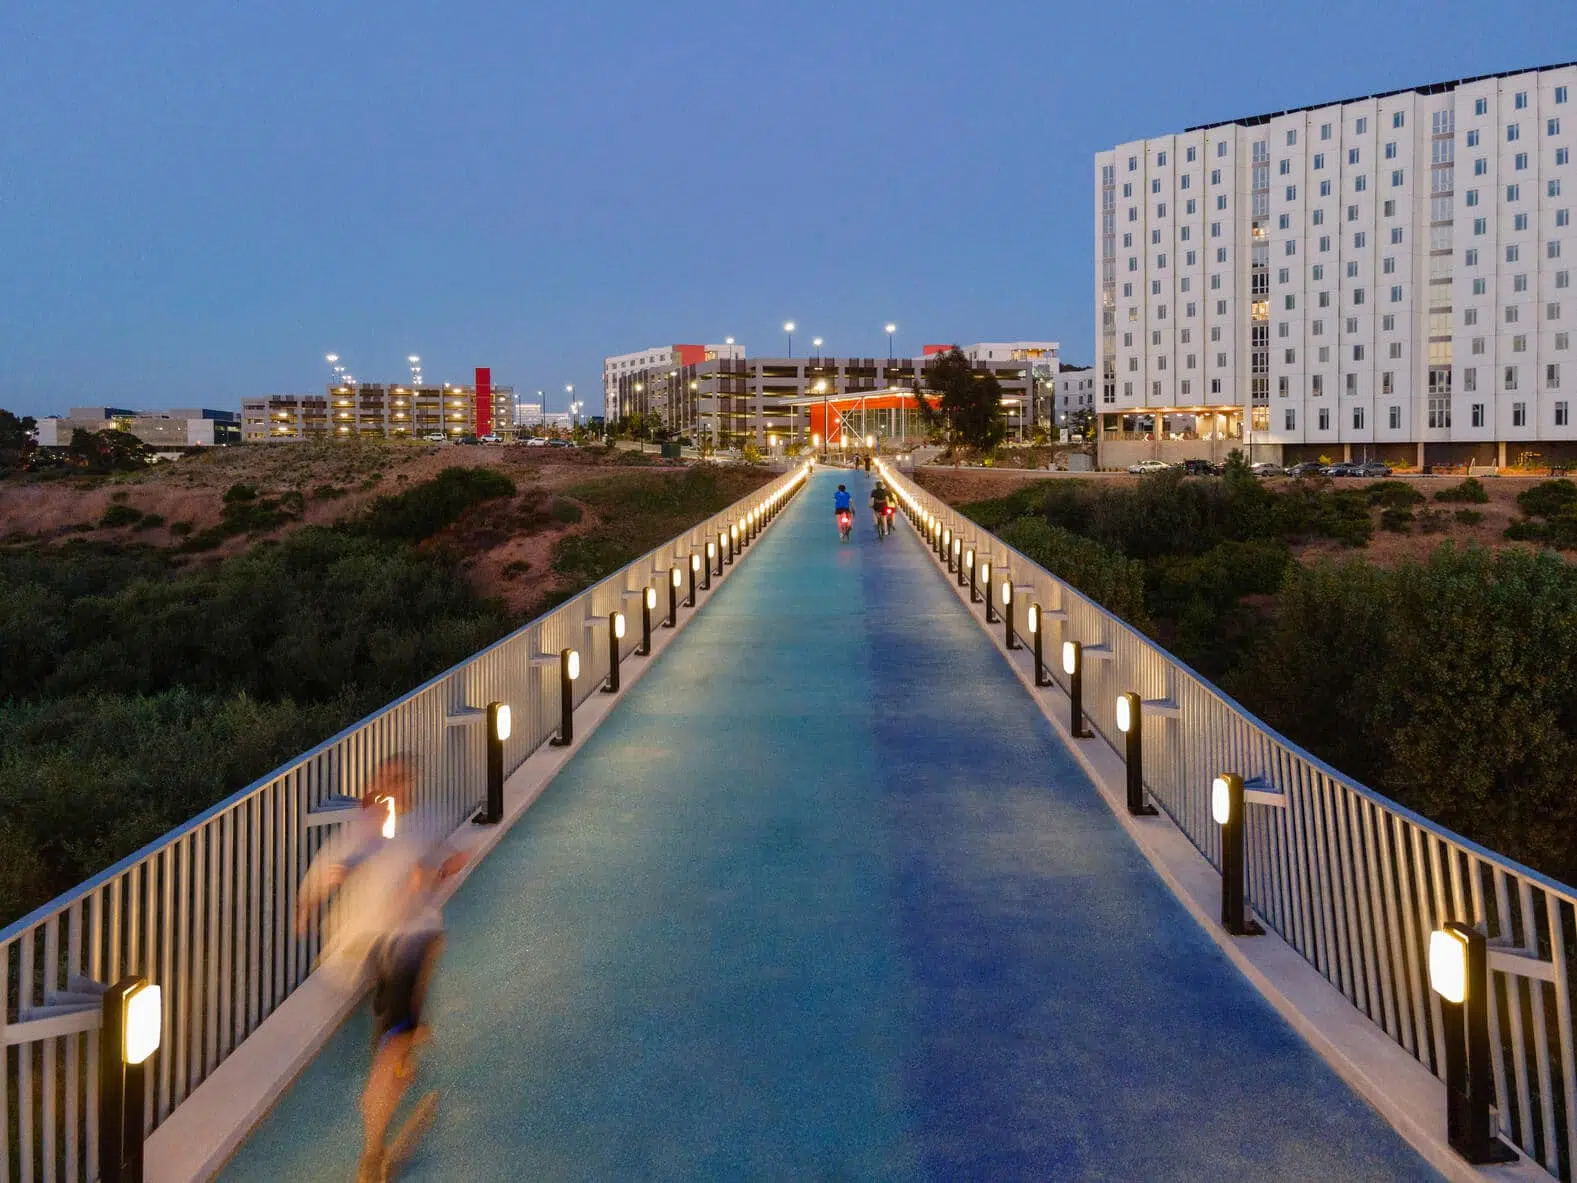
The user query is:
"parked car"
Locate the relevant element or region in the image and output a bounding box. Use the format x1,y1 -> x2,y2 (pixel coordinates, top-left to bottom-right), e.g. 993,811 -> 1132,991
1348,460 -> 1393,478
1321,462 -> 1359,477
1285,461 -> 1325,478
547,439 -> 571,448
523,436 -> 550,447
479,434 -> 503,445
1250,461 -> 1285,477
1127,459 -> 1172,474
1179,458 -> 1219,476
424,432 -> 447,443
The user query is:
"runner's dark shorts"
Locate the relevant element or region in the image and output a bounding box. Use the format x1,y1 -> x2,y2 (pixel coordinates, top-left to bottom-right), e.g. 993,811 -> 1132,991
371,931 -> 443,1050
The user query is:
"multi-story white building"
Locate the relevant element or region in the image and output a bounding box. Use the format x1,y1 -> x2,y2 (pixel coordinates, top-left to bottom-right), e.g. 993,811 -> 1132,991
1096,62 -> 1577,470
603,343 -> 745,422
1055,366 -> 1097,425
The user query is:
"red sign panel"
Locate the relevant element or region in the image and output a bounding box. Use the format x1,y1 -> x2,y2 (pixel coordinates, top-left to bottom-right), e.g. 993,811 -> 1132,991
475,367 -> 492,434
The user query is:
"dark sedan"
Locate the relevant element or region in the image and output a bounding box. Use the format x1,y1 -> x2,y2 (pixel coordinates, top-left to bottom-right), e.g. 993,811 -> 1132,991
1348,460 -> 1393,478
1285,461 -> 1327,478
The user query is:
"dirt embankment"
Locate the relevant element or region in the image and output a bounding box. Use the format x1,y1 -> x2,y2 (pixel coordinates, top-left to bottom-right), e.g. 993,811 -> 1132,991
0,442 -> 773,616
914,468 -> 1558,567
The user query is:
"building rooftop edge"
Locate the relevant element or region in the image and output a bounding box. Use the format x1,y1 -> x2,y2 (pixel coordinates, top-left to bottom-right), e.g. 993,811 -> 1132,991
1173,59 -> 1577,135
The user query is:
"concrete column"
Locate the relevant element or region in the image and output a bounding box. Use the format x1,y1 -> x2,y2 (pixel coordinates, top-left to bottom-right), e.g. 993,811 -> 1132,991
1342,443 -> 1352,461
1497,441 -> 1507,469
1416,441 -> 1425,469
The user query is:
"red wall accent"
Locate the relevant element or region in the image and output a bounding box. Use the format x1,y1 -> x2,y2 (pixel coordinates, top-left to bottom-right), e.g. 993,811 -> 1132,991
922,344 -> 957,356
475,367 -> 492,434
675,344 -> 707,367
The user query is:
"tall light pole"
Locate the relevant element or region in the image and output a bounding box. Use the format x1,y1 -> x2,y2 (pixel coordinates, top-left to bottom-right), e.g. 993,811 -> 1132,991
812,337 -> 823,358
783,321 -> 795,356
565,384 -> 574,430
885,323 -> 897,360
407,354 -> 423,388
815,379 -> 829,460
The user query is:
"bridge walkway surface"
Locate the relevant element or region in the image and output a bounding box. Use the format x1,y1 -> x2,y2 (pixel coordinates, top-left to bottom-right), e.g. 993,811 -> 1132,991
224,468 -> 1437,1181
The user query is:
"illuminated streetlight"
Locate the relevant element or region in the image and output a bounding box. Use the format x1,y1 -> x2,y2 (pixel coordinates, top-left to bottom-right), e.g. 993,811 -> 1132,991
784,321 -> 795,355
884,323 -> 897,360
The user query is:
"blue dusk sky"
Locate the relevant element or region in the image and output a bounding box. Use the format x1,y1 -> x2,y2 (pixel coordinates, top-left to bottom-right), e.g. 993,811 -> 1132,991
2,1 -> 1572,419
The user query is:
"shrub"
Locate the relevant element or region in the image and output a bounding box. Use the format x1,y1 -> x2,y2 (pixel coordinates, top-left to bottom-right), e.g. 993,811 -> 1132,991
995,516 -> 1150,629
548,498 -> 583,524
1434,477 -> 1490,504
1365,481 -> 1425,508
1415,508 -> 1448,534
169,521 -> 193,537
1504,519 -> 1544,542
1380,507 -> 1415,533
223,482 -> 258,504
133,513 -> 166,530
352,467 -> 516,543
1453,509 -> 1485,526
99,504 -> 144,528
311,484 -> 348,501
1515,479 -> 1577,519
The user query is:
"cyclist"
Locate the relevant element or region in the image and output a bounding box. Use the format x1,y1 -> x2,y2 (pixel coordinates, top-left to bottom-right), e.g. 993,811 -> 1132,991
833,484 -> 853,541
869,479 -> 891,535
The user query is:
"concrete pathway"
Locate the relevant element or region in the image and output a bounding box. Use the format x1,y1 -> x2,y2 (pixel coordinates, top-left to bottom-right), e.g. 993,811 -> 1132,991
224,468 -> 1438,1181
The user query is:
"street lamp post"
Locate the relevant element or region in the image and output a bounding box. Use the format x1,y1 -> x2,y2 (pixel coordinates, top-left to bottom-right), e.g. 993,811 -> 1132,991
784,321 -> 795,356
885,323 -> 896,361
815,380 -> 829,460
813,337 -> 823,358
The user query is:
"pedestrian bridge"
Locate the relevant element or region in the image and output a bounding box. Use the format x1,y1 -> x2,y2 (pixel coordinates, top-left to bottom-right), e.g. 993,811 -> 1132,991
3,465 -> 1572,1181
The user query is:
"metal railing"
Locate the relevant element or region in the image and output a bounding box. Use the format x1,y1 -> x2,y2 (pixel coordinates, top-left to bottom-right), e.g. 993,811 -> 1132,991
884,463 -> 1577,1181
0,464 -> 808,1182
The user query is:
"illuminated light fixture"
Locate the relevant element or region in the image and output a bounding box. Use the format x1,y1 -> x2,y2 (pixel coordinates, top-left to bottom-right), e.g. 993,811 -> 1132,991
1428,922 -> 1517,1163
944,527 -> 953,571
728,523 -> 738,563
604,612 -> 626,694
1027,602 -> 1053,687
1062,640 -> 1092,738
1211,773 -> 1262,936
549,649 -> 579,747
1001,578 -> 1019,649
640,586 -> 656,655
710,537 -> 722,579
102,977 -> 162,1182
688,552 -> 700,606
952,535 -> 963,578
965,547 -> 978,601
667,565 -> 681,628
980,561 -> 995,620
1116,692 -> 1158,816
476,701 -> 511,824
381,794 -> 398,839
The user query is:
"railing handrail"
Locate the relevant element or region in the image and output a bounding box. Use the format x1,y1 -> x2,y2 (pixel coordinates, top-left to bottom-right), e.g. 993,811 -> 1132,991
979,526 -> 1577,907
0,474 -> 792,945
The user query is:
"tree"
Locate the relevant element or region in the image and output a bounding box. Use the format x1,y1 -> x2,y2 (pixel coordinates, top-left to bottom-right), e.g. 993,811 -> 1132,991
0,409 -> 37,470
920,348 -> 1006,450
66,428 -> 152,472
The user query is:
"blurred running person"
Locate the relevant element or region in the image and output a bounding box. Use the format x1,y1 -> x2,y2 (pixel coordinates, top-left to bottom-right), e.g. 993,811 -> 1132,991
869,479 -> 891,535
296,755 -> 468,1182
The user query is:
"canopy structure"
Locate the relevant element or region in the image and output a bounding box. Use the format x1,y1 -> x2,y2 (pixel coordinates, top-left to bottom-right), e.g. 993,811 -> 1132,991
776,386 -> 939,446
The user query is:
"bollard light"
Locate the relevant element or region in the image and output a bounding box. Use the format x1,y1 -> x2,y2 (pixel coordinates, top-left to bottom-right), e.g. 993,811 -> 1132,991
1001,579 -> 1019,649
980,561 -> 996,620
1028,602 -> 1053,686
728,523 -> 738,562
966,548 -> 979,601
944,527 -> 954,571
704,541 -> 715,587
717,531 -> 727,572
477,700 -> 509,823
952,535 -> 962,578
1116,692 -> 1158,817
688,552 -> 700,606
667,565 -> 681,627
1062,640 -> 1092,738
549,648 -> 579,746
1430,923 -> 1518,1163
1211,773 -> 1262,936
639,585 -> 655,654
603,612 -> 626,693
101,976 -> 161,1183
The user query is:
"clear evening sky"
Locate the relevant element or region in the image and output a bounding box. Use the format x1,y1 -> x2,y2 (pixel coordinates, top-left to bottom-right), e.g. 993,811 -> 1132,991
2,1 -> 1572,419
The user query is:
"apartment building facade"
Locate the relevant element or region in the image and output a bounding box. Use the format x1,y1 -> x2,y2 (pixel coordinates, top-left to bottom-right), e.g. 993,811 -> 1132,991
1055,366 -> 1097,425
603,342 -> 1059,450
36,407 -> 241,448
243,368 -> 515,441
603,343 -> 745,423
1096,62 -> 1577,469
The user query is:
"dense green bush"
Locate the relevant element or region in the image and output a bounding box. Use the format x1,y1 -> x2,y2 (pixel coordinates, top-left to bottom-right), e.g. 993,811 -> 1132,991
351,465 -> 515,543
1454,509 -> 1485,526
1380,507 -> 1414,533
549,498 -> 583,524
1516,479 -> 1577,520
994,517 -> 1150,629
1434,477 -> 1490,504
99,504 -> 143,528
1366,481 -> 1426,508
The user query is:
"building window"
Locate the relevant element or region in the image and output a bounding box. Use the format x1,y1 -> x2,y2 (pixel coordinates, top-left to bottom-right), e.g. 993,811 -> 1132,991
1352,406 -> 1365,429
1348,148 -> 1360,165
1508,123 -> 1521,142
1507,244 -> 1520,264
1186,146 -> 1197,162
1553,303 -> 1564,320
1320,180 -> 1332,197
1429,397 -> 1452,428
1382,371 -> 1394,394
1391,169 -> 1404,186
1474,217 -> 1487,235
1355,175 -> 1367,192
1390,285 -> 1402,302
1515,152 -> 1529,170
1515,91 -> 1528,110
1507,184 -> 1520,202
1513,401 -> 1527,427
1389,405 -> 1401,429
1466,189 -> 1480,207
1353,344 -> 1366,361
1560,148 -> 1571,166
1471,403 -> 1485,427
1313,375 -> 1325,396
1474,157 -> 1487,175
1558,400 -> 1570,425
1558,87 -> 1570,104
1505,366 -> 1519,391
1284,408 -> 1296,430
1319,407 -> 1331,429
1393,111 -> 1405,128
1313,152 -> 1325,170
1353,288 -> 1365,305
1385,141 -> 1398,160
1464,368 -> 1477,392
1550,364 -> 1563,391
1515,212 -> 1529,231
1151,178 -> 1161,194
1346,373 -> 1358,394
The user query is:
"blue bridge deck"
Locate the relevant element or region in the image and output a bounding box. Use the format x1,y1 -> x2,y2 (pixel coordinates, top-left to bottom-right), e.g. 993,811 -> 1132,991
224,469 -> 1437,1180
